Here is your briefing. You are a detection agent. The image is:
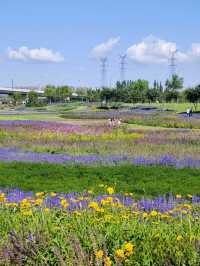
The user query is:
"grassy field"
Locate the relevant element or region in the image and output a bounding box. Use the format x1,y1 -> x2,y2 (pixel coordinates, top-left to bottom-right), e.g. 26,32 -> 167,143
135,102 -> 196,113
0,162 -> 200,197
0,113 -> 65,121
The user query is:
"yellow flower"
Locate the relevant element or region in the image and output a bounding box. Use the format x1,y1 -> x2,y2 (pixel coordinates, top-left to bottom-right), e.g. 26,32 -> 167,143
115,249 -> 125,259
101,199 -> 107,205
150,210 -> 158,217
21,210 -> 33,216
152,221 -> 159,225
112,203 -> 123,208
35,192 -> 45,197
5,202 -> 18,208
176,235 -> 183,241
187,194 -> 193,199
71,199 -> 80,203
44,208 -> 49,213
88,201 -> 99,209
122,214 -> 130,220
50,192 -> 56,197
104,214 -> 113,221
95,250 -> 104,259
181,210 -> 187,215
142,212 -> 148,218
183,204 -> 192,209
176,194 -> 182,199
96,207 -> 104,212
107,187 -> 114,195
161,213 -> 170,219
20,199 -> 31,209
105,256 -> 112,266
73,211 -> 81,216
0,193 -> 6,203
34,198 -> 43,206
60,199 -> 69,208
63,203 -> 69,208
124,242 -> 134,256
78,197 -> 84,201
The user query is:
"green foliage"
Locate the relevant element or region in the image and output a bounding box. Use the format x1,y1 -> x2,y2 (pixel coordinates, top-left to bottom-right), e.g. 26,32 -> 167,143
165,75 -> 184,91
1,198 -> 200,265
26,91 -> 41,107
100,87 -> 114,102
44,85 -> 71,104
128,79 -> 149,103
184,85 -> 200,110
164,75 -> 184,102
12,92 -> 24,105
0,162 -> 200,197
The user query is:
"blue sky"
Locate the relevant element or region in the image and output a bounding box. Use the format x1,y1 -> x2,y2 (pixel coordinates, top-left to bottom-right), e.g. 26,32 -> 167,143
1,0 -> 200,87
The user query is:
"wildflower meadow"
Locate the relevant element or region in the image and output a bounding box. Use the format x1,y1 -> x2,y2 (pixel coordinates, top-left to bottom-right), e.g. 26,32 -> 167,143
1,186 -> 200,265
0,106 -> 200,265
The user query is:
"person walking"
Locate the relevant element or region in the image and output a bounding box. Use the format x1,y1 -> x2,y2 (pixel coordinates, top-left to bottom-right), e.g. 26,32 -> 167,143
189,107 -> 193,117
186,108 -> 190,117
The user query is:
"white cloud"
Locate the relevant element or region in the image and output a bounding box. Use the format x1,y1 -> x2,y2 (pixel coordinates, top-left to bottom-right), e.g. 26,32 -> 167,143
126,35 -> 200,64
92,36 -> 120,58
190,43 -> 200,58
7,46 -> 64,62
127,35 -> 178,64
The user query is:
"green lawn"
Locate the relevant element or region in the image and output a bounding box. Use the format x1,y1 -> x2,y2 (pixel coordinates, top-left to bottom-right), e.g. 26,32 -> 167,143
134,102 -> 197,113
0,162 -> 200,197
0,114 -> 65,121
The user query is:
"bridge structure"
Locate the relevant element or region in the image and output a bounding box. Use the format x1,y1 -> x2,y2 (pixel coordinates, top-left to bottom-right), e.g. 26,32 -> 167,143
0,87 -> 44,96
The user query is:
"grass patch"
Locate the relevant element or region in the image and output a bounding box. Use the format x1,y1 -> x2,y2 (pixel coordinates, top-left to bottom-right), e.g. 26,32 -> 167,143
0,114 -> 65,121
0,162 -> 200,197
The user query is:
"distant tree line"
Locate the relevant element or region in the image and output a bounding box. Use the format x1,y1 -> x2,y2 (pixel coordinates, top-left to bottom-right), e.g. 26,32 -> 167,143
7,75 -> 200,109
88,75 -> 184,104
86,75 -> 200,110
44,85 -> 71,104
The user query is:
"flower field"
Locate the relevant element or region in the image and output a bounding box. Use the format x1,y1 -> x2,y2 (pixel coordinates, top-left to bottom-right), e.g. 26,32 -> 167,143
1,186 -> 200,265
0,120 -> 200,165
0,112 -> 200,265
61,108 -> 200,129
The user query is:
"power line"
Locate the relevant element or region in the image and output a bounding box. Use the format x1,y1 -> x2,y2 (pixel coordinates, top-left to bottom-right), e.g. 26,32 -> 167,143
119,54 -> 127,82
100,57 -> 107,88
169,50 -> 177,77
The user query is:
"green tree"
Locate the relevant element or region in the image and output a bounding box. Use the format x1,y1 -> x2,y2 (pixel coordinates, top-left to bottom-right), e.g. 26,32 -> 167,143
12,92 -> 23,105
184,86 -> 200,110
128,79 -> 149,103
57,86 -> 71,102
164,75 -> 184,102
146,80 -> 163,103
27,91 -> 39,106
100,88 -> 114,103
87,88 -> 101,102
115,81 -> 128,102
165,75 -> 184,91
44,86 -> 56,104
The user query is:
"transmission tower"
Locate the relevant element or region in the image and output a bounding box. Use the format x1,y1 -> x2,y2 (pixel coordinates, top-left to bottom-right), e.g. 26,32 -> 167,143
119,54 -> 127,82
169,50 -> 177,77
100,57 -> 107,88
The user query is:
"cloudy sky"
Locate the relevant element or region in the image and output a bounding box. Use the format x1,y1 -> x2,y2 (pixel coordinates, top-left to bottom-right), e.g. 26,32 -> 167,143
0,0 -> 200,87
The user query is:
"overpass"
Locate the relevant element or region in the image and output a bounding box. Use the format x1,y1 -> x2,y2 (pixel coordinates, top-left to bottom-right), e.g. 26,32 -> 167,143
0,87 -> 44,96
